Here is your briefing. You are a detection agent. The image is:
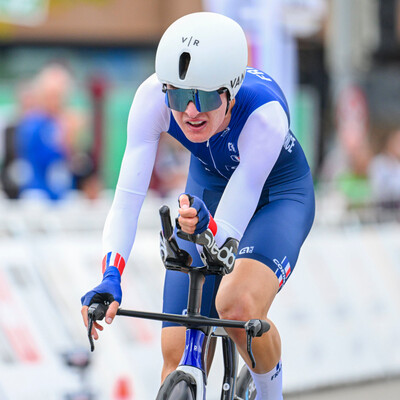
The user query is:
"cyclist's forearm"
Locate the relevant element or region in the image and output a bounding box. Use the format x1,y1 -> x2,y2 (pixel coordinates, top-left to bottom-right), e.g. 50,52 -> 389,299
213,173 -> 259,246
214,165 -> 268,245
102,188 -> 145,264
214,102 -> 288,245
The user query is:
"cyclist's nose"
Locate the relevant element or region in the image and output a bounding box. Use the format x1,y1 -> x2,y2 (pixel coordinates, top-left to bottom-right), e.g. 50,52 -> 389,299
184,101 -> 200,118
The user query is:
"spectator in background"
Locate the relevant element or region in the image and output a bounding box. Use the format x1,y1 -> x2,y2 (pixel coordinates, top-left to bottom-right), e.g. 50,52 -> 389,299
0,80 -> 38,198
320,86 -> 373,207
369,128 -> 400,209
13,64 -> 86,201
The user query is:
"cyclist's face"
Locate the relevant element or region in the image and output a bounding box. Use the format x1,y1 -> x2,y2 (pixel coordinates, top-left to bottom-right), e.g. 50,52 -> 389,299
170,90 -> 231,143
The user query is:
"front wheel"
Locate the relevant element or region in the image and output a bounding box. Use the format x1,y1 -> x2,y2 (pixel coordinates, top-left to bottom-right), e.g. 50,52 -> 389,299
156,370 -> 196,400
235,365 -> 257,400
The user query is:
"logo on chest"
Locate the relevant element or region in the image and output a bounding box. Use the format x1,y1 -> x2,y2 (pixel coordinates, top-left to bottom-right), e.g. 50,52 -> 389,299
228,142 -> 240,163
225,141 -> 240,171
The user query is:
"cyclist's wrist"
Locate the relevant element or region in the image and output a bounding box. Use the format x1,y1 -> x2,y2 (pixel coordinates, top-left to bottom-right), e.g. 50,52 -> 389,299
208,214 -> 217,236
102,251 -> 126,275
208,215 -> 229,247
213,219 -> 241,247
102,266 -> 122,283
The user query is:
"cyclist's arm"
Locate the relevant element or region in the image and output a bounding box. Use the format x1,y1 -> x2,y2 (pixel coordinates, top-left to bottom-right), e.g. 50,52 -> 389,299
213,101 -> 288,245
102,74 -> 170,265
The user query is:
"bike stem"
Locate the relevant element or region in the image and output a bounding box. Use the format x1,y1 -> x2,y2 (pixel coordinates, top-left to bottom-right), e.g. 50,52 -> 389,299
187,269 -> 205,317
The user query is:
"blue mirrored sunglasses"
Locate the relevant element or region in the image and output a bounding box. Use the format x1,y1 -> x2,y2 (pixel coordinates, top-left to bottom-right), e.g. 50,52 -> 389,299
162,85 -> 227,112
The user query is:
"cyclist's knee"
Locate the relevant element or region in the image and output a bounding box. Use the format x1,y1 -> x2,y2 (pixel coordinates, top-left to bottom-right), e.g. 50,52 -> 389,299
216,290 -> 260,322
215,259 -> 278,322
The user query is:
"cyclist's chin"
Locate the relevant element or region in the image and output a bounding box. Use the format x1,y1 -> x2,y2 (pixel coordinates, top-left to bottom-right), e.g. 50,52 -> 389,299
182,124 -> 215,143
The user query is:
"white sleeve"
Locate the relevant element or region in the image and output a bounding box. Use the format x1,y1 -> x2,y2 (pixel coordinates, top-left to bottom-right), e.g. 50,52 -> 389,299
214,101 -> 288,245
102,74 -> 170,262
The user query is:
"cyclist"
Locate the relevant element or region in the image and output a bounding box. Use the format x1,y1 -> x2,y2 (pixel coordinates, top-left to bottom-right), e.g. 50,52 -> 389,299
81,12 -> 315,399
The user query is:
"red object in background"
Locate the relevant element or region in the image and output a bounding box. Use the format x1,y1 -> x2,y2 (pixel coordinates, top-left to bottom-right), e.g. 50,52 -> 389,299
113,376 -> 134,399
89,76 -> 107,173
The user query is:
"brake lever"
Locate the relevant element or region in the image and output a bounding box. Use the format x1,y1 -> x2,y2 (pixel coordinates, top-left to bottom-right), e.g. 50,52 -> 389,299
87,303 -> 108,352
245,319 -> 271,368
87,317 -> 95,352
246,334 -> 256,369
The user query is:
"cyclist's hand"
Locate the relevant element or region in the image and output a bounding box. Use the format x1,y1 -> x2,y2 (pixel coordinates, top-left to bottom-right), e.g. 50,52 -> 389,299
80,267 -> 122,340
178,194 -> 210,235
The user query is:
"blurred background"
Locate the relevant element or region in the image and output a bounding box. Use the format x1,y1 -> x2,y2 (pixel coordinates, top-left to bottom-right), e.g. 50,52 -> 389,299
0,0 -> 399,399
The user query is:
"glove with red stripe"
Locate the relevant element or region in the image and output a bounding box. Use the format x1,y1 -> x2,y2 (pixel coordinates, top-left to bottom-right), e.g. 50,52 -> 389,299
80,252 -> 125,307
177,194 -> 238,275
177,193 -> 217,236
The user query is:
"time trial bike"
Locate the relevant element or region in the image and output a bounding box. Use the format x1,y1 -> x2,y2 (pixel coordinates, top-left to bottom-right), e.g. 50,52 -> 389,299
87,205 -> 270,399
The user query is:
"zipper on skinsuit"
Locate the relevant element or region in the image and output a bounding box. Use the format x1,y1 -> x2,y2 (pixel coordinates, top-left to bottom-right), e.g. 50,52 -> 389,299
206,139 -> 228,179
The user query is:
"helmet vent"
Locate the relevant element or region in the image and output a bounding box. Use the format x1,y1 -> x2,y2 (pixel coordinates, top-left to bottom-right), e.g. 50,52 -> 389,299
179,52 -> 191,80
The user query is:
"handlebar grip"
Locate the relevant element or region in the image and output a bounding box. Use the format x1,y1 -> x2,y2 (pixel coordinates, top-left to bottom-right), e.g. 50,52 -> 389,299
159,205 -> 173,240
88,303 -> 108,321
260,320 -> 270,335
245,319 -> 270,337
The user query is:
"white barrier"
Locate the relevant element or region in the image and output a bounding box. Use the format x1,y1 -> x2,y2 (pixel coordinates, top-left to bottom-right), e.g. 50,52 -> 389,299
273,222 -> 400,392
0,195 -> 399,399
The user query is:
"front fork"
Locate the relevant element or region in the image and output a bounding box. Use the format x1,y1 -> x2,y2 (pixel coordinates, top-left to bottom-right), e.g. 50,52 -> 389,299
180,329 -> 208,374
179,328 -> 209,400
178,328 -> 239,400
220,336 -> 237,399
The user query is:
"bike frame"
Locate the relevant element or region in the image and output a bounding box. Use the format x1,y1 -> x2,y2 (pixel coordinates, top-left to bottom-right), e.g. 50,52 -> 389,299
168,267 -> 236,399
88,206 -> 269,399
116,268 -> 240,399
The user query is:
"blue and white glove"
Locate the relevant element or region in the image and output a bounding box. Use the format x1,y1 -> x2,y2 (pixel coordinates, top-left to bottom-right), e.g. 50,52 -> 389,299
81,252 -> 125,307
178,193 -> 217,235
177,193 -> 237,274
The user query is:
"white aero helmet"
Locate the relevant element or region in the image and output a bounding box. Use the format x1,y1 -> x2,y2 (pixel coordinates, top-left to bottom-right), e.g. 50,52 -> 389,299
155,12 -> 248,99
